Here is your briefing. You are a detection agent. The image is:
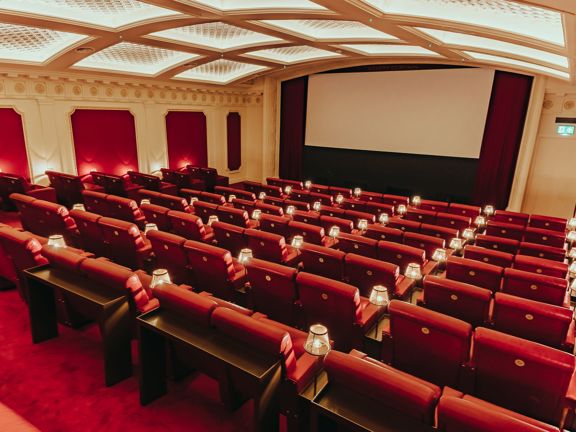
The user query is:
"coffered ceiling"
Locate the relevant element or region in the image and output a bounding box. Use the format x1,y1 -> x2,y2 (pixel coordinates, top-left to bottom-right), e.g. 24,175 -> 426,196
0,0 -> 572,85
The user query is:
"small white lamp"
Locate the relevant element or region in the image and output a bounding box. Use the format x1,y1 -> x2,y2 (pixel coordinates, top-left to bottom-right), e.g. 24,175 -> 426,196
379,213 -> 389,225
72,203 -> 86,211
284,185 -> 292,195
571,278 -> 576,297
150,269 -> 171,289
329,226 -> 340,239
189,197 -> 199,205
304,324 -> 330,356
450,237 -> 463,251
228,194 -> 236,203
397,204 -> 407,216
567,230 -> 576,245
357,219 -> 368,232
238,248 -> 253,264
335,194 -> 344,204
432,248 -> 447,264
353,187 -> 362,198
411,196 -> 421,207
568,218 -> 576,231
405,263 -> 422,281
369,285 -> 389,307
474,215 -> 486,228
207,215 -> 219,226
47,234 -> 66,248
258,192 -> 266,200
304,180 -> 312,190
291,235 -> 304,249
570,262 -> 576,279
140,199 -> 151,206
568,247 -> 576,261
483,205 -> 495,217
251,209 -> 262,220
312,201 -> 321,212
286,205 -> 296,216
462,228 -> 476,242
144,223 -> 158,234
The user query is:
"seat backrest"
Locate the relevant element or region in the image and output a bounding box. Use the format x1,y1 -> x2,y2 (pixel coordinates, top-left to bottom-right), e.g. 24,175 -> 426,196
342,209 -> 376,226
381,194 -> 409,206
211,221 -> 245,256
69,209 -> 106,256
287,220 -> 325,245
102,173 -> 129,196
161,168 -> 190,189
405,208 -> 437,225
200,191 -> 226,205
217,206 -> 250,228
0,227 -> 47,289
147,230 -> 189,284
528,214 -> 566,233
106,194 -> 143,225
47,171 -> 85,206
493,210 -> 529,226
486,221 -> 525,241
255,201 -> 284,216
31,200 -> 77,242
154,283 -> 216,325
245,228 -> 287,263
446,203 -> 481,218
192,200 -> 219,223
167,210 -> 208,241
9,193 -> 37,230
365,225 -> 404,243
359,191 -> 383,203
377,241 -> 426,272
522,227 -> 565,248
518,242 -> 566,262
285,198 -> 310,211
388,300 -> 472,388
435,212 -> 471,231
475,234 -> 519,254
127,171 -> 162,191
336,233 -> 378,258
404,232 -> 445,259
82,190 -> 110,216
324,350 -> 441,425
419,199 -> 449,213
231,198 -> 255,213
319,215 -> 354,234
502,268 -> 568,307
344,253 -> 398,297
0,174 -> 29,200
463,245 -> 514,268
215,186 -> 255,201
158,193 -> 190,212
387,217 -> 421,234
258,213 -> 290,238
319,205 -> 345,218
299,243 -> 345,280
422,275 -> 492,328
365,202 -> 395,218
420,223 -> 459,242
309,192 -> 333,205
446,256 -> 503,292
245,258 -> 298,325
140,203 -> 172,231
471,327 -> 574,425
513,255 -> 568,279
340,198 -> 366,212
291,210 -> 320,225
492,292 -> 573,349
98,217 -> 147,268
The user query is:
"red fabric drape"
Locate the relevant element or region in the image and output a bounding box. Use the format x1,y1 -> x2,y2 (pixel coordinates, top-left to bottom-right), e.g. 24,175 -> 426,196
226,112 -> 241,171
0,108 -> 30,180
71,109 -> 139,176
279,76 -> 308,180
472,71 -> 533,209
166,111 -> 208,169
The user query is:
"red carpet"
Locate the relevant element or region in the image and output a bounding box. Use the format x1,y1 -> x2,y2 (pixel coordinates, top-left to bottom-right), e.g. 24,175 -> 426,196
0,289 -> 286,431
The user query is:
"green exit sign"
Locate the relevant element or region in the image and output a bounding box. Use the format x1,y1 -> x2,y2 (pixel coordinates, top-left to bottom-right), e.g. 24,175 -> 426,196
557,125 -> 575,136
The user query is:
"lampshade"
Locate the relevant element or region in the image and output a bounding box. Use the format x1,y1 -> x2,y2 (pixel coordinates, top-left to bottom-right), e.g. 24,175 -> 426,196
570,262 -> 576,278
291,235 -> 304,249
258,192 -> 266,200
397,204 -> 407,215
251,209 -> 262,220
286,205 -> 295,216
567,231 -> 576,243
238,248 -> 253,264
483,205 -> 495,216
335,194 -> 344,204
150,268 -> 171,289
144,223 -> 158,234
357,219 -> 368,231
353,187 -> 362,198
312,201 -> 321,212
228,194 -> 236,203
305,180 -> 312,190
189,197 -> 199,205
569,248 -> 576,260
462,228 -> 475,241
72,203 -> 86,211
379,213 -> 389,225
304,324 -> 330,356
411,195 -> 421,206
47,234 -> 66,248
449,237 -> 463,251
207,215 -> 219,226
369,285 -> 389,306
329,226 -> 340,238
284,185 -> 292,195
432,248 -> 447,263
140,199 -> 151,206
405,263 -> 422,280
474,215 -> 486,228
571,278 -> 576,296
568,218 -> 576,231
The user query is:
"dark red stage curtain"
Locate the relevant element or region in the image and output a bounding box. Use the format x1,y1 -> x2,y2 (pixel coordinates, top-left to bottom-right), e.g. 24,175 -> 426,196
279,76 -> 308,180
0,108 -> 30,180
166,111 -> 208,169
473,71 -> 533,209
71,109 -> 138,176
227,112 -> 241,171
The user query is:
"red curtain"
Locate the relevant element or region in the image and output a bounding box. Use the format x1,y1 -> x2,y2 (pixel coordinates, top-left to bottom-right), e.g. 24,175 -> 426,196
71,109 -> 138,176
166,111 -> 208,169
0,108 -> 30,180
472,71 -> 533,209
227,112 -> 241,171
279,76 -> 308,180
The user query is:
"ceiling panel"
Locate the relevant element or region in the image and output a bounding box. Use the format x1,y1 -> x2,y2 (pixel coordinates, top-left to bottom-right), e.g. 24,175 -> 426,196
174,59 -> 268,84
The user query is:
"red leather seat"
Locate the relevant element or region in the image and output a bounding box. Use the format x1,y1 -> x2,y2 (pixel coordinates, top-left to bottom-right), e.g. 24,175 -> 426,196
284,198 -> 310,211
522,227 -> 565,248
46,170 -> 102,208
387,217 -> 421,233
214,186 -> 255,202
365,201 -> 395,218
157,193 -> 191,212
98,217 -> 151,269
167,210 -> 213,243
404,232 -> 445,259
91,172 -> 142,200
199,191 -> 226,205
290,189 -> 311,203
492,292 -> 574,351
420,223 -> 459,242
446,203 -> 481,218
493,210 -> 529,226
340,198 -> 366,212
309,191 -> 333,205
310,184 -> 329,195
502,268 -> 569,307
255,201 -> 284,216
0,173 -> 56,209
518,242 -> 566,262
245,229 -> 300,266
106,194 -> 145,228
191,200 -> 218,224
359,191 -> 383,203
344,253 -> 413,299
82,190 -> 109,216
381,194 -> 409,207
230,197 -> 255,213
323,350 -> 441,427
382,300 -> 472,389
263,196 -> 285,207
463,245 -> 514,268
469,327 -> 576,426
160,168 -> 205,191
147,230 -> 189,285
446,256 -> 503,292
405,208 -> 437,225
154,283 -> 216,323
287,220 -> 330,246
291,210 -> 320,225
187,166 -> 228,192
513,255 -> 568,279
266,177 -> 303,190
436,212 -> 471,231
257,213 -> 290,238
328,186 -> 352,198
419,199 -> 449,212
475,234 -> 519,254
127,171 -> 177,195
319,215 -> 354,234
363,225 -> 402,244
486,220 -> 525,241
296,272 -> 382,351
140,203 -> 172,232
377,241 -> 434,277
342,209 -> 376,227
299,243 -> 345,281
183,240 -> 246,301
528,214 -> 567,233
69,209 -> 106,257
245,258 -> 298,325
336,233 -> 378,258
418,275 -> 491,328
211,221 -> 246,257
217,206 -> 257,229
319,205 -> 345,218
243,181 -> 282,198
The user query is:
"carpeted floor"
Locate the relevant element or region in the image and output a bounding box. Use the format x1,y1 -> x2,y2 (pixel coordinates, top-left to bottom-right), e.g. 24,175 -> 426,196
0,288 -> 286,432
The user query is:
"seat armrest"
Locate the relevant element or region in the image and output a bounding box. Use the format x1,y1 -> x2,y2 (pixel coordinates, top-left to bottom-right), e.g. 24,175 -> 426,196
563,319 -> 575,352
394,276 -> 415,300
140,298 -> 160,314
287,353 -> 321,393
415,290 -> 425,306
356,300 -> 382,329
381,319 -> 393,364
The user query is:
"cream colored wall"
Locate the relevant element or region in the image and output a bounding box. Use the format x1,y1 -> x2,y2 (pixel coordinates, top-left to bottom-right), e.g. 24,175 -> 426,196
521,77 -> 576,218
0,74 -> 265,186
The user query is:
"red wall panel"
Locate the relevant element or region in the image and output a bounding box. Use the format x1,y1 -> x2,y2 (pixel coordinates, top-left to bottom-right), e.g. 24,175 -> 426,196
227,112 -> 241,171
0,108 -> 30,180
71,109 -> 139,176
165,111 -> 208,169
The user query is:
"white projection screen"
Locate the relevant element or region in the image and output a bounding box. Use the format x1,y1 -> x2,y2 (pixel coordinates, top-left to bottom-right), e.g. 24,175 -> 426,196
305,68 -> 495,158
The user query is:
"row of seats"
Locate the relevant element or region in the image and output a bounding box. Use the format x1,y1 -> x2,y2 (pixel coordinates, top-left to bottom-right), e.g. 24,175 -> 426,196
0,173 -> 56,210
82,190 -> 145,228
127,170 -> 177,195
90,171 -> 143,200
160,168 -> 205,191
183,165 -> 228,192
46,170 -> 103,208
